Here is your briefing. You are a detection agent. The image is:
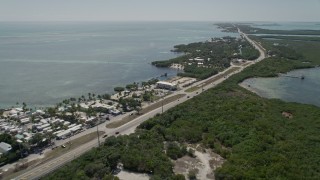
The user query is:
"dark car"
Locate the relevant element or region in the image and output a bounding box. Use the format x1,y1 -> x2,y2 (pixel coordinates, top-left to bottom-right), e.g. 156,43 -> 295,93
102,134 -> 108,138
115,132 -> 120,135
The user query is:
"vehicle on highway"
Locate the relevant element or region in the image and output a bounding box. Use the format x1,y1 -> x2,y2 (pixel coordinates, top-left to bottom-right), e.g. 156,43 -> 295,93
102,134 -> 108,138
115,132 -> 119,135
187,96 -> 190,98
61,145 -> 66,148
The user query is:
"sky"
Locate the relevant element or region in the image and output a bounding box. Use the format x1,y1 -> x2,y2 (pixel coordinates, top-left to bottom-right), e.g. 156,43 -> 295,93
0,0 -> 319,22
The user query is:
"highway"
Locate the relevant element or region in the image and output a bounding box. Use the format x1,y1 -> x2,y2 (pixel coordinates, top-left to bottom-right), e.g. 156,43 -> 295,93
12,28 -> 266,180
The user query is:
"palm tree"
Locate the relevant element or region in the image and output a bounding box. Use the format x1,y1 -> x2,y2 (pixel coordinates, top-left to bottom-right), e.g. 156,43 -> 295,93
22,102 -> 27,111
135,106 -> 142,115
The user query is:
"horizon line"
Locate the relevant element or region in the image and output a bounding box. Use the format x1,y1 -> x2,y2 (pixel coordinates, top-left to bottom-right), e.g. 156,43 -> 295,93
0,20 -> 319,23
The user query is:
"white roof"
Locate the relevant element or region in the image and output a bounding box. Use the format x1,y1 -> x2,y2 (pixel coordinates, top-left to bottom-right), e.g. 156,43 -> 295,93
194,57 -> 204,61
43,127 -> 51,131
0,142 -> 12,152
56,130 -> 71,138
20,118 -> 30,123
36,110 -> 45,114
23,132 -> 32,137
40,119 -> 48,124
39,123 -> 50,129
156,81 -> 176,86
79,103 -> 89,109
15,108 -> 23,112
68,124 -> 77,128
24,136 -> 32,141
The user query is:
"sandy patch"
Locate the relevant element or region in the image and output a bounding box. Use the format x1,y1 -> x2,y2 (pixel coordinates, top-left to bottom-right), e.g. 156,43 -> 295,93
173,147 -> 225,180
170,63 -> 184,70
117,170 -> 150,180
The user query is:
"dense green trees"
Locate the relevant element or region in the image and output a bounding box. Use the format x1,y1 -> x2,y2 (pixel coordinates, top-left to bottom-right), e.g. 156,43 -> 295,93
44,130 -> 177,179
125,83 -> 138,91
178,65 -> 219,79
118,97 -> 141,112
152,37 -> 259,79
114,87 -> 125,93
166,142 -> 187,160
0,134 -> 29,165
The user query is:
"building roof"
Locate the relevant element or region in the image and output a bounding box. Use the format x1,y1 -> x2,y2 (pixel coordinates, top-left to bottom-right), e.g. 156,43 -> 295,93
0,142 -> 12,153
156,81 -> 176,86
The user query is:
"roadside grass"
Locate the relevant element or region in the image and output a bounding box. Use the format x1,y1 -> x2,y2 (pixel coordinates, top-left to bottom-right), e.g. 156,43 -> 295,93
43,131 -> 105,162
106,94 -> 186,128
3,131 -> 104,180
242,61 -> 252,67
185,67 -> 241,93
185,86 -> 199,93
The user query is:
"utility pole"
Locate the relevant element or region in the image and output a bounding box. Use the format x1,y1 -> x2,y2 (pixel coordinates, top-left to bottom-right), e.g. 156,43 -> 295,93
17,140 -> 23,158
68,135 -> 71,149
97,125 -> 100,147
161,99 -> 164,113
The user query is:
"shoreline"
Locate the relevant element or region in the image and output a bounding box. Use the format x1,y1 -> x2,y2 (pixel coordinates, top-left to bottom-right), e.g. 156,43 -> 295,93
0,70 -> 177,110
238,80 -> 261,95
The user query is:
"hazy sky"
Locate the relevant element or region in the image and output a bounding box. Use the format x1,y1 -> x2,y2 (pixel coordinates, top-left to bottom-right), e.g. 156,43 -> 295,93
0,0 -> 319,22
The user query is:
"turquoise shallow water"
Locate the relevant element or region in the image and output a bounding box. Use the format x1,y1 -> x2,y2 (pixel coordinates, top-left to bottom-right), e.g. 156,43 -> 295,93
242,68 -> 320,107
0,22 -> 237,108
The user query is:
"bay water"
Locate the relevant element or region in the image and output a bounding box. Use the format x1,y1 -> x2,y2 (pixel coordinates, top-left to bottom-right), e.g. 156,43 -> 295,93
0,21 -> 237,108
241,68 -> 320,107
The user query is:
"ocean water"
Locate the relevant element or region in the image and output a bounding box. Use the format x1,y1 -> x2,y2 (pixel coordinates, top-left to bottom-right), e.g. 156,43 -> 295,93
242,68 -> 320,107
0,22 -> 237,108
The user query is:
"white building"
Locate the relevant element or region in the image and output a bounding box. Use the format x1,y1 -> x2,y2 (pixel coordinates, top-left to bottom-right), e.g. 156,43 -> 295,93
63,121 -> 71,126
56,130 -> 71,140
156,81 -> 177,90
37,123 -> 50,131
20,118 -> 30,124
194,57 -> 204,61
110,109 -> 121,116
0,142 -> 12,154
